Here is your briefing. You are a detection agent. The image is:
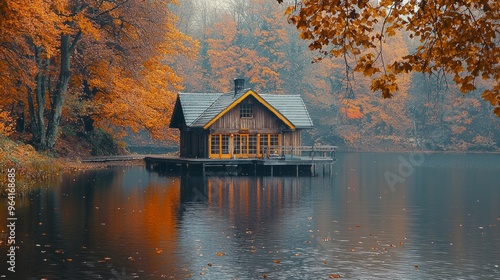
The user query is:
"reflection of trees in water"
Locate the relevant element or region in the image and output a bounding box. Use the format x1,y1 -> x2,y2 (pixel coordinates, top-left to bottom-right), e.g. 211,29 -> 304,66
4,168 -> 184,279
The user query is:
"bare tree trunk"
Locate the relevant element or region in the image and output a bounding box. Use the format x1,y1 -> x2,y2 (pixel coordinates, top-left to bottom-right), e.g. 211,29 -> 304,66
26,86 -> 38,142
46,34 -> 71,149
27,46 -> 48,149
35,46 -> 47,149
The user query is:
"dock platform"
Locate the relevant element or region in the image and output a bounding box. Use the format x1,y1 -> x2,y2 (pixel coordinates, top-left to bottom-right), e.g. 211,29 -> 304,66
145,145 -> 337,176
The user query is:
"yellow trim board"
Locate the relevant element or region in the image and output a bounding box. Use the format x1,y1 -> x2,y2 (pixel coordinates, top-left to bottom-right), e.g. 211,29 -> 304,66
203,90 -> 295,130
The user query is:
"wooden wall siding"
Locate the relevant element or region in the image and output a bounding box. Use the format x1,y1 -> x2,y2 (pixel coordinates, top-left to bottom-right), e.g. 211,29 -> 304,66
210,99 -> 285,133
180,129 -> 207,158
283,131 -> 301,155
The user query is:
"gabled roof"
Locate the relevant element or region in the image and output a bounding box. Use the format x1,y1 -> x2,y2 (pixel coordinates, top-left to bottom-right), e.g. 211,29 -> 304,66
259,94 -> 314,129
170,89 -> 313,130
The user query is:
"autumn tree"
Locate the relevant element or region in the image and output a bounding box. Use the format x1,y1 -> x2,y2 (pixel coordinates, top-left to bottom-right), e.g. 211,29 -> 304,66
175,0 -> 290,93
0,0 -> 195,150
0,0 -> 64,141
279,0 -> 500,117
74,1 -> 195,140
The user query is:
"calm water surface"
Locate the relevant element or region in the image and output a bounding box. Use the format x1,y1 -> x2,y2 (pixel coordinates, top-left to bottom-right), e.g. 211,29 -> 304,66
1,153 -> 499,279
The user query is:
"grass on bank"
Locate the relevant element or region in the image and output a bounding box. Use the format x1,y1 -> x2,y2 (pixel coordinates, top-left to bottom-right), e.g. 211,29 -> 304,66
0,134 -> 61,194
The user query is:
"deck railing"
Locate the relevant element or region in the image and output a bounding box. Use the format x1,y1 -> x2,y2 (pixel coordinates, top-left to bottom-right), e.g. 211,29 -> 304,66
261,145 -> 337,159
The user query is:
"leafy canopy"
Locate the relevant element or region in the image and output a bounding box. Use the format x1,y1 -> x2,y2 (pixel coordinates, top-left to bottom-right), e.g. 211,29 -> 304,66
279,0 -> 500,117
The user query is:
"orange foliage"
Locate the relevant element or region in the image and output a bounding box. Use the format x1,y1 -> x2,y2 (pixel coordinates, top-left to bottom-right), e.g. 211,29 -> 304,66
0,0 -> 196,149
180,0 -> 288,93
342,104 -> 363,120
0,110 -> 14,136
283,0 -> 500,117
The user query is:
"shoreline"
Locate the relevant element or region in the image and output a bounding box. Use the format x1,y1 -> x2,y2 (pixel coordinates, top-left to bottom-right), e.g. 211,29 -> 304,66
57,149 -> 500,171
59,158 -> 145,171
337,150 -> 500,155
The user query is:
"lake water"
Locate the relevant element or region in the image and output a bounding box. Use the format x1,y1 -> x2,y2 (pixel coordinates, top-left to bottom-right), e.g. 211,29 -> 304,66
1,153 -> 499,279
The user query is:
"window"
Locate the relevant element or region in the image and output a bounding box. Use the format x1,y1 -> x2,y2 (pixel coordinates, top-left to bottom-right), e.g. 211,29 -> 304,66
260,134 -> 268,154
259,134 -> 280,155
210,134 -> 230,157
210,134 -> 220,155
270,134 -> 279,146
240,104 -> 253,118
270,134 -> 279,154
249,135 -> 257,154
233,135 -> 241,154
221,135 -> 230,154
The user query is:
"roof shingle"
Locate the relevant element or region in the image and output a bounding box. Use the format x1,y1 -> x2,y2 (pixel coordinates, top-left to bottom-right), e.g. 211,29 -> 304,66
176,90 -> 313,129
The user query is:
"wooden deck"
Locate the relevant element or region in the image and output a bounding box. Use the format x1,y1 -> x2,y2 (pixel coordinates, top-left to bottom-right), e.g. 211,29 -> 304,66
144,145 -> 337,176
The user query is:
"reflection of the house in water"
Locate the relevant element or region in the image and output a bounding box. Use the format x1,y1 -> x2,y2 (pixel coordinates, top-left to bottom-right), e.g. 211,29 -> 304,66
181,176 -> 301,205
177,175 -> 307,228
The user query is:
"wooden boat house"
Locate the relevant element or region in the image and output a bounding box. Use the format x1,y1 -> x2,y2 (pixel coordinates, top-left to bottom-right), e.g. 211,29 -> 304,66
169,79 -> 314,159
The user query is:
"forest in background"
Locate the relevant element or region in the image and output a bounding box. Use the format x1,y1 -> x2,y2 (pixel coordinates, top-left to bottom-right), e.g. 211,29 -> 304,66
1,0 -> 499,163
172,0 -> 500,152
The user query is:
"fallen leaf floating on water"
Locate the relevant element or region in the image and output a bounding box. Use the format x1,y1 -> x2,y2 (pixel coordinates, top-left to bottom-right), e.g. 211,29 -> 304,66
273,259 -> 281,264
414,265 -> 420,269
329,273 -> 342,278
207,263 -> 212,267
216,252 -> 225,257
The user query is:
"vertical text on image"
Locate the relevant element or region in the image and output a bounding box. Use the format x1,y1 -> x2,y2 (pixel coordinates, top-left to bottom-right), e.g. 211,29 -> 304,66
6,168 -> 17,273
